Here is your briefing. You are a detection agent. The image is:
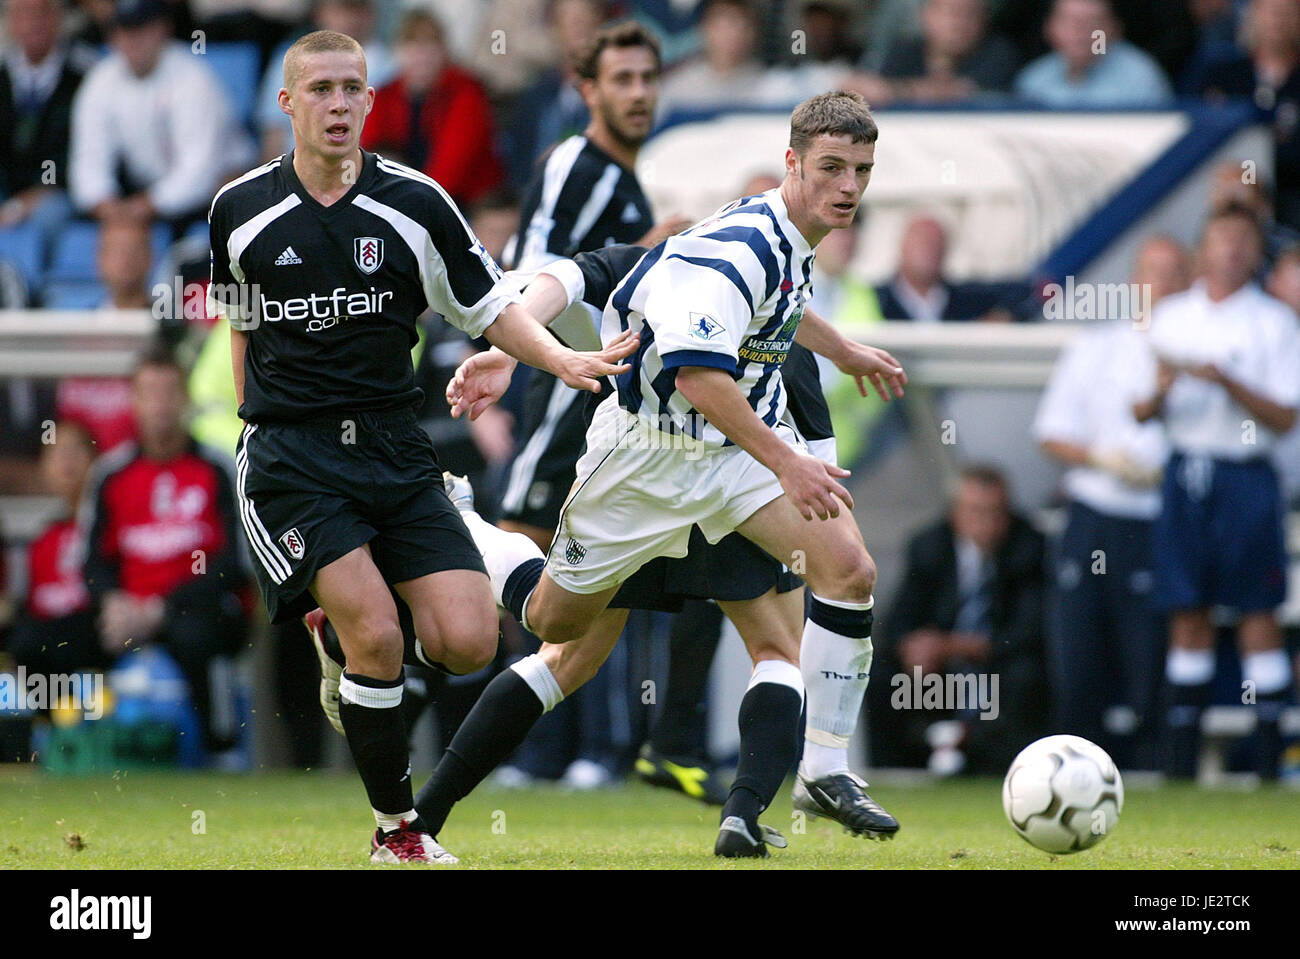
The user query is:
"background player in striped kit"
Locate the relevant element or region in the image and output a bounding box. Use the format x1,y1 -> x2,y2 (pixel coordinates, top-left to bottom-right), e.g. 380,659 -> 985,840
207,30 -> 637,863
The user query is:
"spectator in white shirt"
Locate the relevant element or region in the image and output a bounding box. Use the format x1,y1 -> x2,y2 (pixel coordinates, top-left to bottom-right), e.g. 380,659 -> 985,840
657,0 -> 766,118
1133,205 -> 1300,780
656,0 -> 847,117
1264,246 -> 1300,505
1034,235 -> 1189,770
68,0 -> 254,230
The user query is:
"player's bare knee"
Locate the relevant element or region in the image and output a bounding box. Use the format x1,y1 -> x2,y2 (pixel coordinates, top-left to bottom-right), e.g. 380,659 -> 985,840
812,549 -> 876,603
340,616 -> 403,675
433,615 -> 498,674
849,553 -> 877,600
354,616 -> 403,654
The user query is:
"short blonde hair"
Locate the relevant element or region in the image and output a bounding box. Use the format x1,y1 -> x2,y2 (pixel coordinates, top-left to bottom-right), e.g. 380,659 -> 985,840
283,30 -> 366,91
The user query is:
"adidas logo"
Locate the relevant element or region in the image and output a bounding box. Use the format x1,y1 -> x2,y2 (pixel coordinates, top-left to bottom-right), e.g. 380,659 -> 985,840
274,246 -> 303,266
621,201 -> 641,223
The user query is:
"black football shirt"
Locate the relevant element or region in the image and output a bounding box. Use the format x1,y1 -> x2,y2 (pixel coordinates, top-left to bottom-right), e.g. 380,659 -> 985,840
208,150 -> 518,422
505,135 -> 654,270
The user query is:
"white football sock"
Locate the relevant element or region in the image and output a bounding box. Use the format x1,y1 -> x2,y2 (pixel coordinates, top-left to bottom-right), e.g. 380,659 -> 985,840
1165,647 -> 1214,686
799,593 -> 874,781
458,507 -> 545,608
510,653 -> 565,713
374,809 -> 420,834
1242,649 -> 1292,696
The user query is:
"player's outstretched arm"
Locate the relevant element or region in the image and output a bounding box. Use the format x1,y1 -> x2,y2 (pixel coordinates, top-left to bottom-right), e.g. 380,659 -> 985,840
675,365 -> 854,521
459,302 -> 637,418
445,272 -> 577,417
795,306 -> 907,401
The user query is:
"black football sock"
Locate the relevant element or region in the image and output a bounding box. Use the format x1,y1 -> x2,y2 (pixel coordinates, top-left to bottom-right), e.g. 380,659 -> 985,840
1243,649 -> 1293,782
415,654 -> 563,833
503,558 -> 545,627
1164,680 -> 1211,780
722,662 -> 804,834
1254,689 -> 1288,781
650,598 -> 723,759
338,672 -> 414,826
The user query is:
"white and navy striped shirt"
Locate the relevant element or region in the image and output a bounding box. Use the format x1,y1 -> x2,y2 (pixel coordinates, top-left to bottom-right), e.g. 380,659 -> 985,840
602,188 -> 816,448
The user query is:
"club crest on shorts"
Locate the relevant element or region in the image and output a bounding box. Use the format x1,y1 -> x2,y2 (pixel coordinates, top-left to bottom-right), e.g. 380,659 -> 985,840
565,537 -> 587,565
279,527 -> 305,560
354,237 -> 384,275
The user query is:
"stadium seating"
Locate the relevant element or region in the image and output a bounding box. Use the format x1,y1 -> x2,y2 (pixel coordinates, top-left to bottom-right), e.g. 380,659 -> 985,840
199,42 -> 262,133
0,222 -> 44,294
44,221 -> 99,284
40,222 -> 172,306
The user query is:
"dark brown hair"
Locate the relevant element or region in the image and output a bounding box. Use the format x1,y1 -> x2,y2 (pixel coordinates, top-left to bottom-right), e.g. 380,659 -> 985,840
574,21 -> 662,81
959,463 -> 1008,491
1204,202 -> 1265,250
789,90 -> 878,155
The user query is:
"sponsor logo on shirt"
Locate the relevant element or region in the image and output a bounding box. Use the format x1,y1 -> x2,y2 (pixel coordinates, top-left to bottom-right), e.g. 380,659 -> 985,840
257,287 -> 395,332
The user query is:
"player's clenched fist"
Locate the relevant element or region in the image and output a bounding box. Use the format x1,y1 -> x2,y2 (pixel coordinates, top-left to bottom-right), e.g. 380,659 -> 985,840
778,452 -> 855,521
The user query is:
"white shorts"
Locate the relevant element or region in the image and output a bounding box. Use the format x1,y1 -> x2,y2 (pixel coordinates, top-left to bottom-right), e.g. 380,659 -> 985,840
545,394 -> 805,594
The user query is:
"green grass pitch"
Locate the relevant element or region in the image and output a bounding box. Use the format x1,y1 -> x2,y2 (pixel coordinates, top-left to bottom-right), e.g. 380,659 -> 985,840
1,767 -> 1297,869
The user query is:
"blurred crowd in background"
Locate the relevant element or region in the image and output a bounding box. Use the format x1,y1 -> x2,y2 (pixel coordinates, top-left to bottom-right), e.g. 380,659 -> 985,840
1,0 -> 1298,784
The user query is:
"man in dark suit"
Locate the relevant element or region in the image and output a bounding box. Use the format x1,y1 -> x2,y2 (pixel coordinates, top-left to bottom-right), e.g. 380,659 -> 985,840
873,214 -> 1036,323
867,465 -> 1050,774
0,0 -> 93,257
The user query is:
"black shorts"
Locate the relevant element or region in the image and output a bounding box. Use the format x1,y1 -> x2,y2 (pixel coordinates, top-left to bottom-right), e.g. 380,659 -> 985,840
499,371 -> 599,530
609,526 -> 804,613
235,406 -> 486,624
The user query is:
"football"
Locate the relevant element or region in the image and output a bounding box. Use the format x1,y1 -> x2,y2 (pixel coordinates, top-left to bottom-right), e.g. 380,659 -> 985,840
1002,735 -> 1124,854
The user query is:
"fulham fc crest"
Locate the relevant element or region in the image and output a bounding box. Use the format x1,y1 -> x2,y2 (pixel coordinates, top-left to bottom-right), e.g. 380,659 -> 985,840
354,237 -> 384,275
279,527 -> 305,560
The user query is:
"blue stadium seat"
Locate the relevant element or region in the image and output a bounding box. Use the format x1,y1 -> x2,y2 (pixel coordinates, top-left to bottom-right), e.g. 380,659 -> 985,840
46,221 -> 99,282
201,42 -> 261,131
182,219 -> 210,244
43,279 -> 106,309
150,223 -> 170,263
0,221 -> 44,290
45,221 -> 169,288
